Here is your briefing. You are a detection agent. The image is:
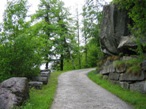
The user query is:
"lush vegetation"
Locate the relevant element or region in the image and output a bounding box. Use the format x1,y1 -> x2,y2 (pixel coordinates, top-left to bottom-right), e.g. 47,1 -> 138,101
0,0 -> 45,81
0,0 -> 104,82
20,71 -> 64,109
0,0 -> 146,108
88,70 -> 146,109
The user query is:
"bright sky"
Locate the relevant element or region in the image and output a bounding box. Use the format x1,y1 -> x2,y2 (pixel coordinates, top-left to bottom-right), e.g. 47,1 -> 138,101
0,0 -> 112,23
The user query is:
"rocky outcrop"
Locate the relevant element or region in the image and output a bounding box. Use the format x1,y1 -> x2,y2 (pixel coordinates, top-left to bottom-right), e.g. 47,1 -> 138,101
100,56 -> 146,93
0,77 -> 29,109
100,4 -> 135,55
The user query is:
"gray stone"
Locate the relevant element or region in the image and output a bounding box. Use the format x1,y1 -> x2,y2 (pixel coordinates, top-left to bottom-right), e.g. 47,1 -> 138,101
141,60 -> 146,71
120,82 -> 130,89
0,77 -> 29,109
130,81 -> 146,93
100,4 -> 131,55
32,76 -> 48,85
118,36 -> 137,53
109,72 -> 120,80
40,71 -> 50,77
119,72 -> 145,81
100,64 -> 115,75
29,81 -> 43,89
100,68 -> 110,75
41,69 -> 51,73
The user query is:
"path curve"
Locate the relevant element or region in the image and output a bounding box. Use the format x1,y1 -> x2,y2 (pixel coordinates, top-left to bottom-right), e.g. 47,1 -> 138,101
51,69 -> 133,109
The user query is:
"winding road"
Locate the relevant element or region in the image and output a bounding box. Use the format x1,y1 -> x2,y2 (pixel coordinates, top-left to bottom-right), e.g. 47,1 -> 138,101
51,68 -> 133,109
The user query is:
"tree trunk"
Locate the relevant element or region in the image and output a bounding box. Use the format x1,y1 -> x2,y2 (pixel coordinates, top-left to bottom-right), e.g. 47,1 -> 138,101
60,54 -> 64,71
76,7 -> 81,69
45,62 -> 49,69
85,37 -> 88,68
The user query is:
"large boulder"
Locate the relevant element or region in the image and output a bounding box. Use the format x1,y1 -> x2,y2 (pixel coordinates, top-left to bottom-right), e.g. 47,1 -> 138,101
0,77 -> 29,109
100,4 -> 132,55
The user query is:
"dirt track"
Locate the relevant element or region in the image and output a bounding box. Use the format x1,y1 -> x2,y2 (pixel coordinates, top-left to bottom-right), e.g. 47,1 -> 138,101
51,69 -> 133,109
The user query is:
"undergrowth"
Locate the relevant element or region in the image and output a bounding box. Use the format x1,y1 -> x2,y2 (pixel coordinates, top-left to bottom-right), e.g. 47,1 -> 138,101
20,71 -> 64,109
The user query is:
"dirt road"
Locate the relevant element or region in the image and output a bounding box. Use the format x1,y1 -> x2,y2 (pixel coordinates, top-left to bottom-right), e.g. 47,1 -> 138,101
51,69 -> 132,109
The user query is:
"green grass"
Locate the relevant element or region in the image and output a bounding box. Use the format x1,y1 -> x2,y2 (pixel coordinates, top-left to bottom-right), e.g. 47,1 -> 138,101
88,71 -> 146,109
21,71 -> 64,109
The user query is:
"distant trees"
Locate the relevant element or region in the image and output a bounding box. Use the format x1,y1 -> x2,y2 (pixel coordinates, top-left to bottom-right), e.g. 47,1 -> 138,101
0,0 -> 107,81
82,0 -> 103,67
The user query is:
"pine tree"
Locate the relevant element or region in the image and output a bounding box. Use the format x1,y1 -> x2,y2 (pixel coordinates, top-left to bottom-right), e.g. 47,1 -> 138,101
33,0 -> 77,71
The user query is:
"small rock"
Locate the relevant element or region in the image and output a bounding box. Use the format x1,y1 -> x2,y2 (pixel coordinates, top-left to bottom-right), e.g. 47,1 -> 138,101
32,76 -> 48,85
40,71 -> 50,77
141,60 -> 146,71
29,81 -> 43,89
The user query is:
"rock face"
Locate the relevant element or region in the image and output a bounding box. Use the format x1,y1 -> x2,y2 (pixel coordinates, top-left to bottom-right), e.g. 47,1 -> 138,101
0,77 -> 29,109
100,4 -> 133,55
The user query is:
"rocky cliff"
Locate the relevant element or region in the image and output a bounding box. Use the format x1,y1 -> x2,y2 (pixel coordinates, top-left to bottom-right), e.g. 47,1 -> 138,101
99,4 -> 146,93
100,4 -> 136,55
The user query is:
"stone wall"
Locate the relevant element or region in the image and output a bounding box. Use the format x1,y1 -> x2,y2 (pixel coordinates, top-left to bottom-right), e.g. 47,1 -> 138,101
99,56 -> 146,93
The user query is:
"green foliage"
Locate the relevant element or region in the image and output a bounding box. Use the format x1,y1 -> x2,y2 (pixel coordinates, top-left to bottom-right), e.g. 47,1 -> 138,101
33,0 -> 77,71
0,0 -> 46,81
81,0 -> 104,68
114,60 -> 126,69
88,70 -> 146,109
21,71 -> 64,109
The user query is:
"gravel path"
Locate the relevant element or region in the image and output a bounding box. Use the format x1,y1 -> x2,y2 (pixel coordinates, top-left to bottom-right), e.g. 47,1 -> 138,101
51,69 -> 133,109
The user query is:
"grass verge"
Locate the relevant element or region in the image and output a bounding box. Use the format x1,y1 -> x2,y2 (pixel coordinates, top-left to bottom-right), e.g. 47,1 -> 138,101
88,70 -> 146,109
21,71 -> 64,109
